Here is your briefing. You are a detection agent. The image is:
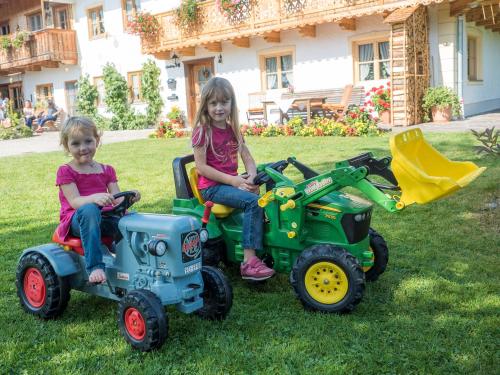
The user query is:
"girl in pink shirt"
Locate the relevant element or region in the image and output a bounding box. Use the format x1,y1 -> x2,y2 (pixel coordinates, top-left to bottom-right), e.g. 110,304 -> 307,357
192,77 -> 274,281
56,117 -> 140,283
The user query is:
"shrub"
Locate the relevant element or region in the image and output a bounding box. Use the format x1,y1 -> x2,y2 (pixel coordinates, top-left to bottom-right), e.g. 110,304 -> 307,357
75,75 -> 99,118
103,63 -> 136,130
471,127 -> 499,157
141,59 -> 163,127
167,105 -> 184,125
422,86 -> 461,121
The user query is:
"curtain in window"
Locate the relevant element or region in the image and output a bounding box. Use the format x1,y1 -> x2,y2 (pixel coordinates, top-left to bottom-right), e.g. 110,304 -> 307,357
281,55 -> 293,88
266,57 -> 278,89
359,44 -> 374,81
379,41 -> 390,78
98,9 -> 105,33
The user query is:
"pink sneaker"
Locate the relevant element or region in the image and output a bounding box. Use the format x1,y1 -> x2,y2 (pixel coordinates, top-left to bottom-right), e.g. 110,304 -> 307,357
240,256 -> 275,281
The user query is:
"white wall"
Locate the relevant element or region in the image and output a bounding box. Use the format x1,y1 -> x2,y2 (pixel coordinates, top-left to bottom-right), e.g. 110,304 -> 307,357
462,25 -> 500,116
166,14 -> 390,124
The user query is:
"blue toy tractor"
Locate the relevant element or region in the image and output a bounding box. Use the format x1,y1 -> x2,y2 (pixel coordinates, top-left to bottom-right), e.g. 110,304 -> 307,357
15,192 -> 232,351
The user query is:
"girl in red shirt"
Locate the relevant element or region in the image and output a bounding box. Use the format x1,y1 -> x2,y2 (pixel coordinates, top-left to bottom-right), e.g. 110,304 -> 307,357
192,77 -> 274,281
56,117 -> 140,283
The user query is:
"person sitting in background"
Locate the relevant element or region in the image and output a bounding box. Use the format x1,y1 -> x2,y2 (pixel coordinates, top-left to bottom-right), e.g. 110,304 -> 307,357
36,99 -> 61,132
23,100 -> 36,130
0,93 -> 5,121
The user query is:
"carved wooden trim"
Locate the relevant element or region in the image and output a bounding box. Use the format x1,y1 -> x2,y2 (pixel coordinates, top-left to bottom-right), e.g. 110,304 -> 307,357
232,37 -> 250,47
263,31 -> 280,43
338,18 -> 356,31
204,42 -> 222,52
298,25 -> 316,37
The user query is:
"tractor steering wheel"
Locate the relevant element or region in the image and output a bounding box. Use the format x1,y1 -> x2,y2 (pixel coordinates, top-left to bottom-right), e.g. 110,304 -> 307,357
253,160 -> 289,186
102,191 -> 137,217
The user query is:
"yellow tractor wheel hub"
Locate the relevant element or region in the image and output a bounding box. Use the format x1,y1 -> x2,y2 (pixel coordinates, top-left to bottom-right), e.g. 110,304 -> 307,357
305,261 -> 349,304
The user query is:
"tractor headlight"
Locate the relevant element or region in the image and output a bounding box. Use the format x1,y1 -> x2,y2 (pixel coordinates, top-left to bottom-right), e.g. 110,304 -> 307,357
148,239 -> 167,256
354,214 -> 363,222
199,229 -> 209,243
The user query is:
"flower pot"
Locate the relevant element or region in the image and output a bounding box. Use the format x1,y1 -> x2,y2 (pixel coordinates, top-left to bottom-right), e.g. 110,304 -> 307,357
379,110 -> 391,125
431,106 -> 452,123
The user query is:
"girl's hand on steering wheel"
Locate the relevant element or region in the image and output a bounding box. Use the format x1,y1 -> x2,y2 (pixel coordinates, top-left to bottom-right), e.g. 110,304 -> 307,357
92,193 -> 114,207
130,190 -> 141,203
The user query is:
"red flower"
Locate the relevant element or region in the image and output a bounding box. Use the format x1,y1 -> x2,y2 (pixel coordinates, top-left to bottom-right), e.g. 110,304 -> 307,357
365,92 -> 370,96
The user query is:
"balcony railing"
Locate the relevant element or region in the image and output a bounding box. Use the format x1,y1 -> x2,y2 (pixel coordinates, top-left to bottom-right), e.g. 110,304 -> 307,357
143,0 -> 432,54
0,29 -> 78,73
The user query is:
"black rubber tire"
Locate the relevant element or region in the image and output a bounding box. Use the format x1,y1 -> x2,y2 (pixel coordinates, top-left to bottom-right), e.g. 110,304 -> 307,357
202,238 -> 226,267
364,228 -> 389,282
118,289 -> 168,352
290,244 -> 365,313
196,266 -> 233,320
16,252 -> 70,319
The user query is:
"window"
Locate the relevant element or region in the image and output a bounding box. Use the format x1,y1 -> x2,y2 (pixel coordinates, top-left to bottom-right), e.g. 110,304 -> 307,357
87,6 -> 105,38
122,0 -> 140,30
0,22 -> 10,35
127,71 -> 143,103
36,84 -> 54,105
467,35 -> 482,81
354,40 -> 390,82
55,7 -> 69,29
28,12 -> 43,31
260,52 -> 294,90
94,77 -> 105,106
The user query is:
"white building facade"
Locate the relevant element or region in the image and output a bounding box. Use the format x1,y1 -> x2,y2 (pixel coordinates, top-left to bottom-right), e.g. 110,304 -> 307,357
0,0 -> 498,125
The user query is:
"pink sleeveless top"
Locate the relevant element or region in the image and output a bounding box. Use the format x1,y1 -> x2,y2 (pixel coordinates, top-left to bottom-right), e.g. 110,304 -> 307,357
55,163 -> 117,240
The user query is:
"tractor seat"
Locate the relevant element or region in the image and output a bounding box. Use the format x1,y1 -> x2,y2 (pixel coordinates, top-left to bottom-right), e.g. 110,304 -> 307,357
188,168 -> 234,218
52,231 -> 113,256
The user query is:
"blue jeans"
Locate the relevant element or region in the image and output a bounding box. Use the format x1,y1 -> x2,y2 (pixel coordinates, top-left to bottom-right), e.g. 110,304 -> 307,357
39,114 -> 57,126
25,116 -> 35,128
70,204 -> 120,273
201,184 -> 263,251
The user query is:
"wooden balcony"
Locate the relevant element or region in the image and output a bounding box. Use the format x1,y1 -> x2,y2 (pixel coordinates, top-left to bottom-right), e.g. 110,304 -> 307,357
0,29 -> 78,74
142,0 -> 441,57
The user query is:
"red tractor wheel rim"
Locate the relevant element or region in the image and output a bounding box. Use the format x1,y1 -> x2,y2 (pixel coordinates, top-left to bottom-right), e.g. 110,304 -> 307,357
23,268 -> 46,308
124,307 -> 146,340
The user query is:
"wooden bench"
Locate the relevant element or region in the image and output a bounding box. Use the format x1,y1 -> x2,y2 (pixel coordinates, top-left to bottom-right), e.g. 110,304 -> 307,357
283,86 -> 365,122
33,109 -> 65,131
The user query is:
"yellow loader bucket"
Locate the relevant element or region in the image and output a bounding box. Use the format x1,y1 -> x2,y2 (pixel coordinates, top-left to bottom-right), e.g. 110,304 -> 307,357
389,128 -> 486,206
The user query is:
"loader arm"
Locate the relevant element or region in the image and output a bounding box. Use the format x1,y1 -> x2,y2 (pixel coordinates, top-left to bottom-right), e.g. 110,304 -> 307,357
258,160 -> 403,213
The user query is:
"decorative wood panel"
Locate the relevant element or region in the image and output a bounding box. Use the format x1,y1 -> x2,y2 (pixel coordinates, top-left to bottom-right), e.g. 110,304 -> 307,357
387,5 -> 429,126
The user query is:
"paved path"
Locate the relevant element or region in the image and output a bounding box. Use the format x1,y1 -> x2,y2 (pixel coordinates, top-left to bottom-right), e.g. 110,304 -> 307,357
0,111 -> 498,158
0,129 -> 152,158
378,110 -> 500,133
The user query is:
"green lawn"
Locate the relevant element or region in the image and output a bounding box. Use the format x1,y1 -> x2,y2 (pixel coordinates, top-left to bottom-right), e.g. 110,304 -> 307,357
0,133 -> 498,374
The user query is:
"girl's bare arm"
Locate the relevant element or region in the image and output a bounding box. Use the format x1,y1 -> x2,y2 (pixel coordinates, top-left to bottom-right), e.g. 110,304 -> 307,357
193,146 -> 248,188
60,183 -> 114,209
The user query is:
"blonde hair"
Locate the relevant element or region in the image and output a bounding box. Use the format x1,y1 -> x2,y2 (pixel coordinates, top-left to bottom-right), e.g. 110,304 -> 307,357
192,77 -> 243,158
60,116 -> 102,153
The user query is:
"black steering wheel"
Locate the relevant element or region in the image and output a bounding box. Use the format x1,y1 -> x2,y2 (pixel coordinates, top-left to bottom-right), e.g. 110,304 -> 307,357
102,191 -> 137,217
253,160 -> 289,186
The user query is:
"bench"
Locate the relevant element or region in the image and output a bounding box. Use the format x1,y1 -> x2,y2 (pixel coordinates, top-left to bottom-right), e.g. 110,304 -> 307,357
33,109 -> 65,131
283,86 -> 366,122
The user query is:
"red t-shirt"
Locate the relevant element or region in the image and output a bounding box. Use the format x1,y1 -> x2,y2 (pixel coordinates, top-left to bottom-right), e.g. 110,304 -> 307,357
192,125 -> 239,189
55,163 -> 117,240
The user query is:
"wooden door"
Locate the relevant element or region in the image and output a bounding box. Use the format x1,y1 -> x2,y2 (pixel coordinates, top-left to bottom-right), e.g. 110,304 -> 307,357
8,82 -> 23,111
186,59 -> 214,127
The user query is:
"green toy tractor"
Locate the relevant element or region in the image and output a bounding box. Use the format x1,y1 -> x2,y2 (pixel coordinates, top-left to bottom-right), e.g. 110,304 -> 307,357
171,128 -> 485,313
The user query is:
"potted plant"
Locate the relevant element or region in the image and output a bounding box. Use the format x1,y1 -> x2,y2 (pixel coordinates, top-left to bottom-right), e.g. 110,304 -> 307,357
217,0 -> 250,21
11,30 -> 31,48
166,105 -> 185,128
176,0 -> 200,29
0,36 -> 11,51
365,83 -> 391,125
127,12 -> 161,40
422,86 -> 461,123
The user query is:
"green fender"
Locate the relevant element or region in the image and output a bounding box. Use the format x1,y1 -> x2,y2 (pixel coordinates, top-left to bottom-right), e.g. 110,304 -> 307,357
20,243 -> 81,277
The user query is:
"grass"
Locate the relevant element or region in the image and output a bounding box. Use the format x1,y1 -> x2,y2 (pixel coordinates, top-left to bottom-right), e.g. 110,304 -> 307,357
0,133 -> 498,374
